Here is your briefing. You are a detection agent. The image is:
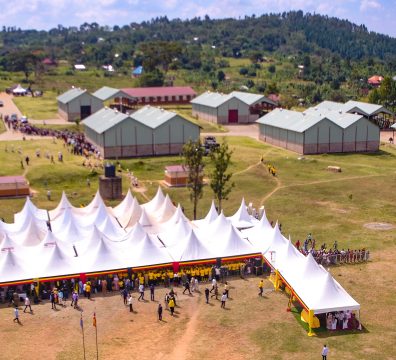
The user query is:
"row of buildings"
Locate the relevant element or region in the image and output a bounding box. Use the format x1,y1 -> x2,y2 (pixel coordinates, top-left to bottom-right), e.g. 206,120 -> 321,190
257,100 -> 392,154
56,86 -> 393,158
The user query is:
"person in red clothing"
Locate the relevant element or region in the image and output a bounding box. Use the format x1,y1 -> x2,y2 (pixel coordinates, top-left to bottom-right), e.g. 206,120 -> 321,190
295,240 -> 301,250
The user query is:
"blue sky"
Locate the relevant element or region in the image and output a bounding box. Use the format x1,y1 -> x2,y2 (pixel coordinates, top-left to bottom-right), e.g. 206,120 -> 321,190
0,0 -> 394,37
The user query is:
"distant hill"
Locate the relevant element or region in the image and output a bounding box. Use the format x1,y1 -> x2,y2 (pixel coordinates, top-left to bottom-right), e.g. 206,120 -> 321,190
1,10 -> 396,66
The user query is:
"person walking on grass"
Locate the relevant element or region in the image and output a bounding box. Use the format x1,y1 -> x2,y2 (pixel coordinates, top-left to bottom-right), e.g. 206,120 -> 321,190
169,297 -> 175,316
13,307 -> 20,323
158,303 -> 163,321
258,279 -> 264,297
138,283 -> 145,301
205,288 -> 210,304
322,345 -> 329,360
127,293 -> 133,312
23,297 -> 32,313
221,292 -> 227,309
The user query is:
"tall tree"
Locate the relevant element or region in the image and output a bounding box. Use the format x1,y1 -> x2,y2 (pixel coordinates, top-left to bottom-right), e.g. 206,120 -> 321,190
209,140 -> 234,213
182,140 -> 205,220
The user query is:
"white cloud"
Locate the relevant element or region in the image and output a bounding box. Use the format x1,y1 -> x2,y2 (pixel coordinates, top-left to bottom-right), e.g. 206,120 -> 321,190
360,0 -> 382,12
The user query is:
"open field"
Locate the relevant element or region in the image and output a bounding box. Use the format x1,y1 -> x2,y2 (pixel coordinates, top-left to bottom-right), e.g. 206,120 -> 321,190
0,136 -> 396,359
13,91 -> 59,120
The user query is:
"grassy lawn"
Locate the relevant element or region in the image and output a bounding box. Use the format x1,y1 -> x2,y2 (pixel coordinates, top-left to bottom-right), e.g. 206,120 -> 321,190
13,91 -> 58,119
0,137 -> 395,358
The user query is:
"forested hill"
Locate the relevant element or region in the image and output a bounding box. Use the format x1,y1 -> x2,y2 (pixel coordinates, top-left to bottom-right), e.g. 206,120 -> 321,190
1,10 -> 396,65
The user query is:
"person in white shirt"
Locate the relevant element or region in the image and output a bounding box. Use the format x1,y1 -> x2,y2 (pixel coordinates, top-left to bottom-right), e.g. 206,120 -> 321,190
322,345 -> 329,360
23,297 -> 32,313
138,284 -> 144,301
221,292 -> 227,308
127,294 -> 133,312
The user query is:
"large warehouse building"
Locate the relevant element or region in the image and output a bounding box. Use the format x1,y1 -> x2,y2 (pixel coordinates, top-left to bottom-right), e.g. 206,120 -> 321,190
257,107 -> 380,154
57,88 -> 103,122
309,100 -> 394,129
191,91 -> 277,124
82,106 -> 200,158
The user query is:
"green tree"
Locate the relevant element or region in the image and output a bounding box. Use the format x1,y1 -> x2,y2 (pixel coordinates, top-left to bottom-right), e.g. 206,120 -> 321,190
182,139 -> 205,220
138,68 -> 164,87
209,140 -> 234,213
217,70 -> 225,82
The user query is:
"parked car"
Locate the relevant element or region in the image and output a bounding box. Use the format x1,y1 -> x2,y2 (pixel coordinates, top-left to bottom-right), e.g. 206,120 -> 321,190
10,113 -> 18,122
20,116 -> 28,124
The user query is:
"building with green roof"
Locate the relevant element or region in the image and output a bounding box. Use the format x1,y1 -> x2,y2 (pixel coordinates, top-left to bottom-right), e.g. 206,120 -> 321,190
257,107 -> 380,154
57,87 -> 103,122
191,91 -> 277,124
82,106 -> 200,158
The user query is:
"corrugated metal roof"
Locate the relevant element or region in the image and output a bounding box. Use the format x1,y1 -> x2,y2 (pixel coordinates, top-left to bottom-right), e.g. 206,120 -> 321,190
130,106 -> 177,129
191,90 -> 277,108
231,91 -> 277,106
82,106 -> 199,134
257,108 -> 365,132
343,100 -> 392,116
81,108 -> 130,134
122,86 -> 196,98
304,101 -> 344,114
93,86 -> 136,102
57,88 -> 86,104
190,91 -> 232,107
92,87 -> 120,101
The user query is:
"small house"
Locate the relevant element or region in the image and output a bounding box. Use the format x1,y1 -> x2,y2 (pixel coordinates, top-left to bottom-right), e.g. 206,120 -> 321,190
0,176 -> 30,197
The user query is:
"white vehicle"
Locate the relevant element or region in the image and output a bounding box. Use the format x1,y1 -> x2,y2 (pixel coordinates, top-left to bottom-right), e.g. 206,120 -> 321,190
20,116 -> 28,124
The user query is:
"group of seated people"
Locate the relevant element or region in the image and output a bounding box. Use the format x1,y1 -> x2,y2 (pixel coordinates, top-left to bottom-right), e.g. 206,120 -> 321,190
326,311 -> 362,330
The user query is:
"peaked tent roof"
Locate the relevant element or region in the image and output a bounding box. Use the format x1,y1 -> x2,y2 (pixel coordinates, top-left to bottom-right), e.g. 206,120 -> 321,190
228,198 -> 258,229
192,200 -> 218,228
0,250 -> 28,283
14,197 -> 48,223
49,192 -> 74,220
173,228 -> 215,262
142,186 -> 165,213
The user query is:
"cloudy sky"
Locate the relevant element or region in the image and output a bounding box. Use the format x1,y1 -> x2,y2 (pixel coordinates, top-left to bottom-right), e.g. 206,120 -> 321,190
0,0 -> 394,37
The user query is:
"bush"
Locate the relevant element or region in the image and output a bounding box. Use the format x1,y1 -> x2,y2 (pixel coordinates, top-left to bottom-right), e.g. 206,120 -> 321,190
239,67 -> 249,76
65,70 -> 74,76
268,64 -> 276,73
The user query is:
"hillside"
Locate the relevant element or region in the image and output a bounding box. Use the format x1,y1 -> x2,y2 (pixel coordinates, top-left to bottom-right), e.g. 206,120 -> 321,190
1,11 -> 396,110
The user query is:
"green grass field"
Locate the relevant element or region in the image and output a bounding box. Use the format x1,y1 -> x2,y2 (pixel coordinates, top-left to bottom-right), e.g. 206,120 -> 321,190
13,91 -> 59,119
0,136 -> 395,359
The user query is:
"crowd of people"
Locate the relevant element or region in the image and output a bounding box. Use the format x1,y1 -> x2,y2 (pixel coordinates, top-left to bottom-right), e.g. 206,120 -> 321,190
295,234 -> 370,266
326,311 -> 362,330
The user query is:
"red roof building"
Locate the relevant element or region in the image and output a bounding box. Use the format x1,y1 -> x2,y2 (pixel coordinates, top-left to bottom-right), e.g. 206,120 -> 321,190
121,86 -> 196,107
368,75 -> 383,87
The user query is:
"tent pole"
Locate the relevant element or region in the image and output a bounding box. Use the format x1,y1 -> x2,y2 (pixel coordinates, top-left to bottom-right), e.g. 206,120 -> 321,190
307,309 -> 316,337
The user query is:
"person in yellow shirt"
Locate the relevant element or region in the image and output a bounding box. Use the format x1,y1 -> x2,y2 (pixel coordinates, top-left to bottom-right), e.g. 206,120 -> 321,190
169,297 -> 175,316
258,279 -> 264,297
86,283 -> 92,300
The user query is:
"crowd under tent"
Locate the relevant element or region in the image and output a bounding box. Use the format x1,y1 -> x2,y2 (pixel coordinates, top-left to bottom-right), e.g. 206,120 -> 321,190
0,188 -> 360,336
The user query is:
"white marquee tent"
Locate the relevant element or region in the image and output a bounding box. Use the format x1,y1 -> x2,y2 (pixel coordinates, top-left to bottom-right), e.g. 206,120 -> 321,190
0,188 -> 360,334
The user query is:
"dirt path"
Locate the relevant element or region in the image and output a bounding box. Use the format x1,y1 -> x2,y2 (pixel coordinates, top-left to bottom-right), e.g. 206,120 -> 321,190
260,173 -> 383,205
169,300 -> 201,359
